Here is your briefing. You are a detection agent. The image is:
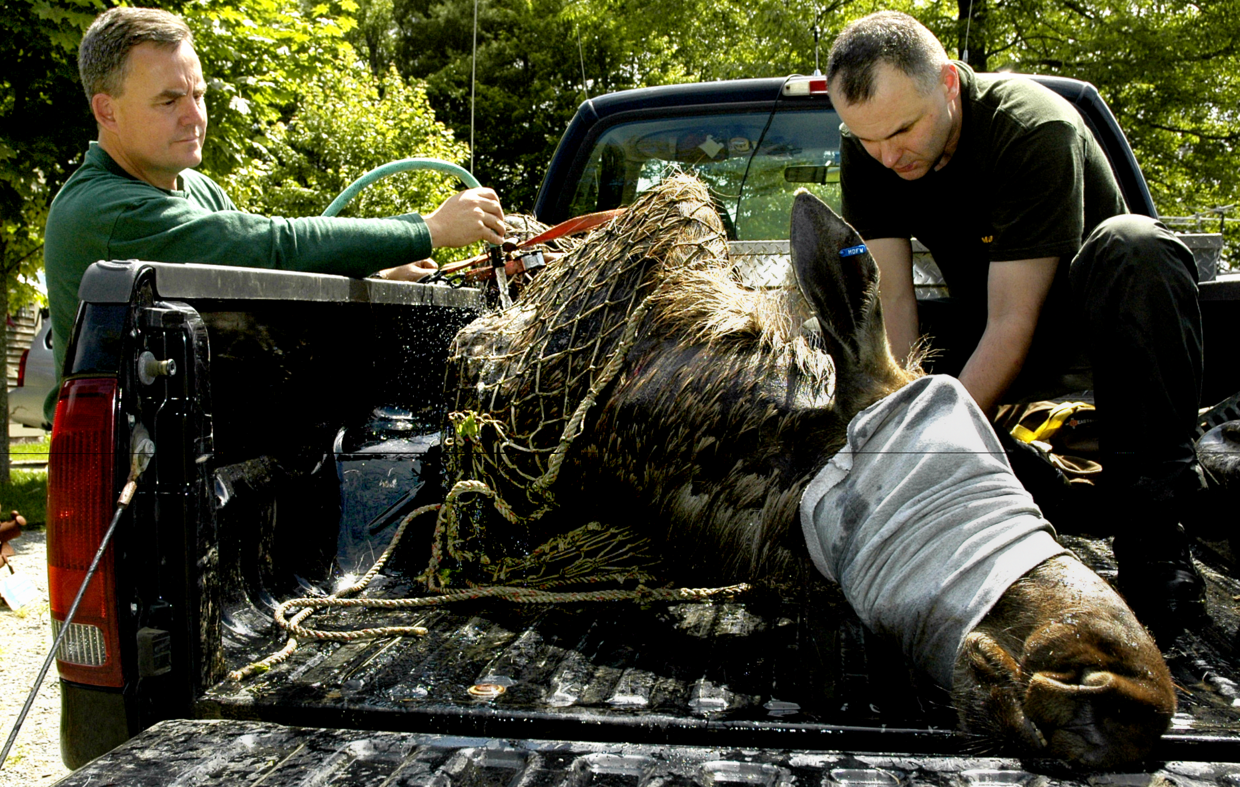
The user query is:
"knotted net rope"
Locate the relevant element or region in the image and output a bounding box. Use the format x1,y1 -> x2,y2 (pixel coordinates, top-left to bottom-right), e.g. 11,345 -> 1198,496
444,175 -> 729,515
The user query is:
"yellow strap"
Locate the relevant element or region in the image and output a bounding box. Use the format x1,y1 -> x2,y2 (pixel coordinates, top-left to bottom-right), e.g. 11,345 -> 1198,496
1011,402 -> 1094,444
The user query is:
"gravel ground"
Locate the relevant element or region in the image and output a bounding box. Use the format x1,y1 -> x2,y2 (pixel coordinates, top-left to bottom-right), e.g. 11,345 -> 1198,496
1,529 -> 72,786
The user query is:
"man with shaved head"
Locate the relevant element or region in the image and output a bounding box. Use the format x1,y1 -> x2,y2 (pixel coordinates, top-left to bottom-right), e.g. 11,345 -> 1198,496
827,11 -> 1206,642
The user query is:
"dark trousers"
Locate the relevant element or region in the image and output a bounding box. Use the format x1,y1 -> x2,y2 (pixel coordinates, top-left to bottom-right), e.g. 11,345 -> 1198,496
1067,214 -> 1204,515
919,216 -> 1204,523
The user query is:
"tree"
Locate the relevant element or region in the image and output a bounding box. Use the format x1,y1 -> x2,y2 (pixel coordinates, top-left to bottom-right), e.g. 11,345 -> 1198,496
1,0 -> 99,482
0,0 -> 97,310
344,0 -> 398,78
388,0 -> 913,211
391,0 -> 601,211
221,62 -> 475,262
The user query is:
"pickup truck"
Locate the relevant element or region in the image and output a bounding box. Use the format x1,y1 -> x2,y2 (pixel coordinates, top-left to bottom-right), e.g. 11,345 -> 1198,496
40,74 -> 1240,784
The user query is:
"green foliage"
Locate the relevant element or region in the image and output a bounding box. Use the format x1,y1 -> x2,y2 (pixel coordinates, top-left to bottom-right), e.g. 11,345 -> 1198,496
219,63 -> 474,260
563,0 -> 836,82
179,0 -> 360,181
344,0 -> 397,77
0,469 -> 48,526
0,184 -> 50,313
390,0 -> 605,211
384,0 -> 918,212
0,0 -> 100,312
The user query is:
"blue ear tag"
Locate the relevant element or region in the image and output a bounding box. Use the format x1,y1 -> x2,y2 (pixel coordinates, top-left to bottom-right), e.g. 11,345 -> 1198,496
840,244 -> 867,257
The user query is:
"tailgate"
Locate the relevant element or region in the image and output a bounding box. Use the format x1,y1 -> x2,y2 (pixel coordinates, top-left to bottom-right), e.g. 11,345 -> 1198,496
52,717 -> 1240,786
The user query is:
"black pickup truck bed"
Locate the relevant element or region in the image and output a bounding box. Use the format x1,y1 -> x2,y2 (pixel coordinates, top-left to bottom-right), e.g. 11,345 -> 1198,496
52,532 -> 1240,785
197,534 -> 1240,758
53,260 -> 1240,784
51,716 -> 1240,787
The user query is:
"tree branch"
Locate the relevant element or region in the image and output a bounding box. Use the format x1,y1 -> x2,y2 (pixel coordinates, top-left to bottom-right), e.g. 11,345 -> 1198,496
1141,122 -> 1240,143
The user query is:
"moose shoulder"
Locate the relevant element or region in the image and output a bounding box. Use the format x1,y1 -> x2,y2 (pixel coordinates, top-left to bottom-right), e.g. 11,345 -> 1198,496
446,176 -> 1175,771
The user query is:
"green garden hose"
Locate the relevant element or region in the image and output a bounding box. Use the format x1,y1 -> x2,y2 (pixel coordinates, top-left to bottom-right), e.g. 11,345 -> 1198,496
321,158 -> 482,217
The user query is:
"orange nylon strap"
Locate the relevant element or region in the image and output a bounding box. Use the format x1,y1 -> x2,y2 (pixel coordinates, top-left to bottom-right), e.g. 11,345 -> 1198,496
440,209 -> 627,277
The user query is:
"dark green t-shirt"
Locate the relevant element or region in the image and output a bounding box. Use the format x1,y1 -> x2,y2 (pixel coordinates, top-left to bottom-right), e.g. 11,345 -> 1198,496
840,63 -> 1127,311
43,143 -> 435,422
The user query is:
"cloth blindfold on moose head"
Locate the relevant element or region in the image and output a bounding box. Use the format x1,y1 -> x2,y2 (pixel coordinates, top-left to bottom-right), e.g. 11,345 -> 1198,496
800,375 -> 1067,689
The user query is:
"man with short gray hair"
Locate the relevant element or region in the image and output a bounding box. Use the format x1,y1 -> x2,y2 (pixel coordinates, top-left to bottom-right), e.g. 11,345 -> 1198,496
76,6 -> 194,104
826,11 -> 1207,642
45,7 -> 505,421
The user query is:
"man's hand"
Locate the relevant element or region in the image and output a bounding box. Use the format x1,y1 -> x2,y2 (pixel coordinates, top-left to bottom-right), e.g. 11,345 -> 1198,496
376,259 -> 438,282
423,187 -> 505,249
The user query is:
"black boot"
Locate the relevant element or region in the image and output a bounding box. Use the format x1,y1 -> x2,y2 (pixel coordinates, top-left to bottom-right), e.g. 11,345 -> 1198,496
1113,523 -> 1206,647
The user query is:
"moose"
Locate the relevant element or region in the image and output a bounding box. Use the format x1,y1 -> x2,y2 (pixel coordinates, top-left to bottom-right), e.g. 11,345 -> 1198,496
445,175 -> 1176,771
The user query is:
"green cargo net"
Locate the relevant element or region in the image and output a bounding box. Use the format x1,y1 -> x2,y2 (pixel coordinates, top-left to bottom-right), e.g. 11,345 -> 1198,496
438,176 -> 729,576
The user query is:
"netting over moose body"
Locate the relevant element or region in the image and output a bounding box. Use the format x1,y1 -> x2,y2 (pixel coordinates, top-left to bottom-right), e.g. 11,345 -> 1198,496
444,176 -> 732,521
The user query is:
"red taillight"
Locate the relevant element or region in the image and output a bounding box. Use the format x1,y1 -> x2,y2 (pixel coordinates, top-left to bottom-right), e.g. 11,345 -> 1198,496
16,348 -> 29,388
47,377 -> 124,687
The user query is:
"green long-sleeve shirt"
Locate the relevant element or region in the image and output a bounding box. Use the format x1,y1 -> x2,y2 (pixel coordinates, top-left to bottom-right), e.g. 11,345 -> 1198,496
43,142 -> 434,422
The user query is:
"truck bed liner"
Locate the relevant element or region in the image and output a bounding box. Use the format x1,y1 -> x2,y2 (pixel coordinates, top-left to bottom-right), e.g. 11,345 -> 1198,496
199,534 -> 1240,764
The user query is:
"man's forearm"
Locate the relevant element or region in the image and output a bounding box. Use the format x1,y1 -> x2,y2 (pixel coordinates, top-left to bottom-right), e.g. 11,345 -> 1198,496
960,256 -> 1059,415
957,322 -> 1034,415
882,290 -> 920,366
868,237 -> 919,366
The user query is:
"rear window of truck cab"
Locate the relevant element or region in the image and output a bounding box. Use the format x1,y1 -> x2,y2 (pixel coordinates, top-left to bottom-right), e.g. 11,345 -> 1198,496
566,107 -> 843,242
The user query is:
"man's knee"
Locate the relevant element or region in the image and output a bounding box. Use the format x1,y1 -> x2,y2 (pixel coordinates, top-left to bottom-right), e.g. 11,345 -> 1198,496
1093,213 -> 1167,244
1072,214 -> 1197,295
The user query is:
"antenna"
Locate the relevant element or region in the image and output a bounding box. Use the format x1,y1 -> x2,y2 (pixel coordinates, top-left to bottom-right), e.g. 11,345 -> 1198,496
577,22 -> 590,98
470,0 -> 479,174
813,23 -> 822,75
811,7 -> 828,76
961,0 -> 973,64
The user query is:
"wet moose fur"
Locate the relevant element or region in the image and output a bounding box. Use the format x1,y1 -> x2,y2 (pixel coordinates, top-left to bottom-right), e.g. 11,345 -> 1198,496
446,176 -> 1175,770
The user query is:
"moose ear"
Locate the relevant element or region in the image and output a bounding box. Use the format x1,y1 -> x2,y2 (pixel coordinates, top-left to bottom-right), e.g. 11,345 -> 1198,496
789,190 -> 880,349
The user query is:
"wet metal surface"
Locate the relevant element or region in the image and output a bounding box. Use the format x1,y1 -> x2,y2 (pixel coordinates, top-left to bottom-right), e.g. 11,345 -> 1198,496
56,718 -> 1240,786
196,527 -> 1240,764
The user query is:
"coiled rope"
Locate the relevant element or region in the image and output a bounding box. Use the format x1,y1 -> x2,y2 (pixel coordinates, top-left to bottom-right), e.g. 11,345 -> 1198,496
229,481 -> 750,680
227,314 -> 744,681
